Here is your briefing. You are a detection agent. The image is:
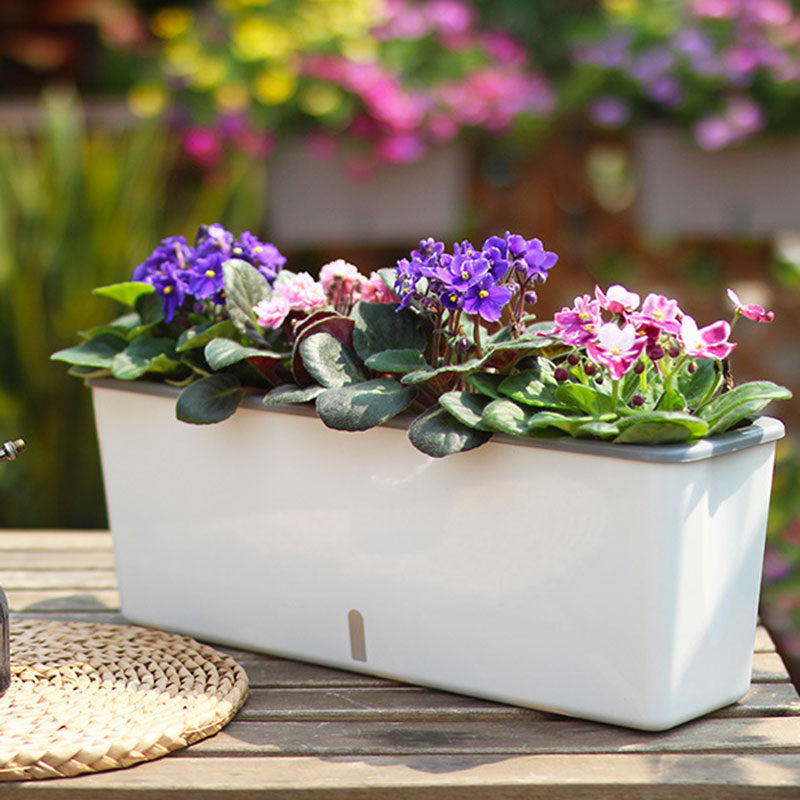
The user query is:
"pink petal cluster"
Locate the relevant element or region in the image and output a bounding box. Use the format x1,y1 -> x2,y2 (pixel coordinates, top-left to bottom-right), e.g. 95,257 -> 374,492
253,294 -> 291,330
320,260 -> 363,294
630,292 -> 683,335
553,294 -> 602,346
679,315 -> 736,359
360,272 -> 397,303
727,288 -> 775,322
586,322 -> 647,379
277,272 -> 327,312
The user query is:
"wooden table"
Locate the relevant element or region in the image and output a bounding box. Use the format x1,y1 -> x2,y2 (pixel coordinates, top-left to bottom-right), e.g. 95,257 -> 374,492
5,530 -> 800,798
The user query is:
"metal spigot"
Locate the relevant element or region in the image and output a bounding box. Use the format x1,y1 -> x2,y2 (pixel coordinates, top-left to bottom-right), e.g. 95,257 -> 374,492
0,439 -> 25,461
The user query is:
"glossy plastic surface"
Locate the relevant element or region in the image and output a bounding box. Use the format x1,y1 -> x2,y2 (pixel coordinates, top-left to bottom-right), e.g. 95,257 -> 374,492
92,381 -> 780,730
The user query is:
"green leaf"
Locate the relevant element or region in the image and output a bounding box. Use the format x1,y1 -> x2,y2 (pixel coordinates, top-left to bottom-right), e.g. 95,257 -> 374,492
697,381 -> 793,435
316,378 -> 417,431
466,372 -> 506,399
528,411 -> 613,436
555,383 -> 616,415
498,359 -> 570,409
364,349 -> 429,374
51,333 -> 127,368
263,384 -> 327,405
299,332 -> 366,389
486,322 -> 559,353
614,411 -> 709,444
481,399 -> 531,436
352,301 -> 427,362
439,392 -> 493,430
679,358 -> 719,406
656,386 -> 687,412
408,406 -> 492,458
135,291 -> 165,326
575,420 -> 621,440
110,336 -> 180,380
67,365 -> 111,379
92,281 -> 155,307
291,313 -> 355,387
176,374 -> 243,424
204,338 -> 283,371
223,259 -> 271,335
377,268 -> 397,290
401,355 -> 491,385
177,320 -> 236,352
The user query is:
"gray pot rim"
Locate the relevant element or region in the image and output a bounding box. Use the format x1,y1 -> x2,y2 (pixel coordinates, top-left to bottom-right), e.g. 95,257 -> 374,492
87,377 -> 786,464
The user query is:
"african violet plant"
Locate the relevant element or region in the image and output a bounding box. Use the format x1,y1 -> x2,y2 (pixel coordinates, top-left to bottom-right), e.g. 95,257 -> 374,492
53,225 -> 790,457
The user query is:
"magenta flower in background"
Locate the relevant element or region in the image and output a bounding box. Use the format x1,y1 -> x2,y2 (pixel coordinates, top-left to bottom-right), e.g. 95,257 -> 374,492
253,294 -> 291,330
595,284 -> 640,314
586,322 -> 647,379
679,315 -> 737,359
727,288 -> 775,322
183,127 -> 222,167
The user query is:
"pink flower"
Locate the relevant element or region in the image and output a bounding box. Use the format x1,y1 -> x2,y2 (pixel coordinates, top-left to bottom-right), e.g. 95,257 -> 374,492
553,294 -> 602,347
595,284 -> 640,314
253,294 -> 290,330
276,273 -> 326,312
727,288 -> 775,322
586,323 -> 647,380
361,272 -> 397,303
630,293 -> 683,334
679,315 -> 736,359
320,260 -> 362,294
183,127 -> 222,168
377,132 -> 426,164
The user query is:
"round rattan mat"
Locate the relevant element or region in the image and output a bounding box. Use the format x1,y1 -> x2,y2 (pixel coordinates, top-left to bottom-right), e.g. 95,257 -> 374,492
0,619 -> 249,780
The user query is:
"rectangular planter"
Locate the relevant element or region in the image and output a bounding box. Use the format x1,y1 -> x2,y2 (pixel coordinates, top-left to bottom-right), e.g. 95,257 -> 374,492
91,378 -> 784,731
635,126 -> 800,238
265,140 -> 468,246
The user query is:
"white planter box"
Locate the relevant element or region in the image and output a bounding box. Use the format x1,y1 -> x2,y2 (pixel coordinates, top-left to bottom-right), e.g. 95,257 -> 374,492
635,126 -> 800,238
91,379 -> 784,731
265,141 -> 469,246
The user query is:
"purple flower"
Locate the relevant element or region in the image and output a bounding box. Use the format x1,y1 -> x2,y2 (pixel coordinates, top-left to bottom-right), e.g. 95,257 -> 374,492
588,96 -> 631,128
232,231 -> 285,284
462,275 -> 512,322
149,261 -> 188,323
131,236 -> 193,282
694,115 -> 736,150
483,231 -> 555,282
437,243 -> 489,290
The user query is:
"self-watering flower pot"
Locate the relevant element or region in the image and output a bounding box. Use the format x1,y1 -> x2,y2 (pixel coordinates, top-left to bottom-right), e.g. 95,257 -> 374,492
635,126 -> 800,238
265,141 -> 469,246
91,378 -> 784,731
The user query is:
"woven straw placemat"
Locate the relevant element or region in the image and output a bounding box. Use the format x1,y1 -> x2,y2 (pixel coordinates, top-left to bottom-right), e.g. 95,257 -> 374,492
0,619 -> 249,780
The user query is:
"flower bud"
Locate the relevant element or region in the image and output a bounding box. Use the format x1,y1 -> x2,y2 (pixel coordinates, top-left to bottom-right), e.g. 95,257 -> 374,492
647,344 -> 665,360
584,362 -> 597,376
524,291 -> 538,304
554,367 -> 569,382
633,361 -> 645,375
632,395 -> 645,407
567,353 -> 580,366
688,361 -> 697,374
668,346 -> 681,358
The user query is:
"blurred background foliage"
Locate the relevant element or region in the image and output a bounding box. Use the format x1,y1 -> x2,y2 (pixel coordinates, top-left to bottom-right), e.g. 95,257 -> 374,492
0,0 -> 799,677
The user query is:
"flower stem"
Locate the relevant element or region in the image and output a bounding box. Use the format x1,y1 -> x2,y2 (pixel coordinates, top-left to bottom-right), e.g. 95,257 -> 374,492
611,378 -> 620,408
473,316 -> 483,360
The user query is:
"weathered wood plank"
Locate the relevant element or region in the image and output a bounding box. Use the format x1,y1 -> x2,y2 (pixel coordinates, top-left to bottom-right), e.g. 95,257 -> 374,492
234,683 -> 800,723
181,715 -> 800,757
0,569 -> 118,590
755,625 -> 776,653
753,652 -> 792,682
0,531 -> 112,550
4,753 -> 800,799
0,550 -> 116,569
4,590 -> 120,612
10,609 -> 128,625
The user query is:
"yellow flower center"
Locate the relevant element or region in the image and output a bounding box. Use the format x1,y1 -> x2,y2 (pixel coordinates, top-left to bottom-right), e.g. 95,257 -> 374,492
163,285 -> 173,295
232,247 -> 243,255
254,246 -> 263,253
450,294 -> 457,302
205,269 -> 216,278
461,271 -> 469,280
479,290 -> 489,299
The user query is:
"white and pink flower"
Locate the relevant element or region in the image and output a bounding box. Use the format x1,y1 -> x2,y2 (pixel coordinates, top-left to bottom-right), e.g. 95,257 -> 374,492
727,288 -> 775,323
679,315 -> 737,359
630,292 -> 683,335
586,322 -> 647,379
360,271 -> 397,303
595,284 -> 640,314
553,294 -> 602,346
